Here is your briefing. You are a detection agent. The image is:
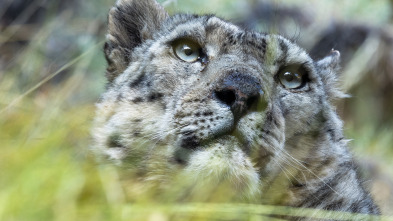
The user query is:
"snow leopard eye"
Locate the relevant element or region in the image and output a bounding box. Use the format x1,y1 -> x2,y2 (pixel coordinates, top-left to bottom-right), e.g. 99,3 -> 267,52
172,39 -> 202,63
279,71 -> 303,89
278,66 -> 307,89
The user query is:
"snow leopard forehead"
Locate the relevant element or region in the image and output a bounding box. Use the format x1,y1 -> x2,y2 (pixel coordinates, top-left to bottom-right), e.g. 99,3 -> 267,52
139,13 -> 313,77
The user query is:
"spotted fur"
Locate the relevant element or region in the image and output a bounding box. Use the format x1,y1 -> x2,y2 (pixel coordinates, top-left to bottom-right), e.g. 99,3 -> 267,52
92,0 -> 379,216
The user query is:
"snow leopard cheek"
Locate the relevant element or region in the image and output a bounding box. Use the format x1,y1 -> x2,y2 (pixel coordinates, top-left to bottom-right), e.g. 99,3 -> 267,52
278,92 -> 323,136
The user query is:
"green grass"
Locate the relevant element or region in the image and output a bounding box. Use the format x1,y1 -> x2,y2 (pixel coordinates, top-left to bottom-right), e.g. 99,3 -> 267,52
1,0 -> 392,220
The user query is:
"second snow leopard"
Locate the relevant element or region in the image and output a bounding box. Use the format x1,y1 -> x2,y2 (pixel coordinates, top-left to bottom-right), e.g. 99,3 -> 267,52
92,0 -> 380,216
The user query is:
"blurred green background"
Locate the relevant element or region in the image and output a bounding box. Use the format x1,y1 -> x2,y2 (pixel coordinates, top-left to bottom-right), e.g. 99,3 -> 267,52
0,0 -> 392,220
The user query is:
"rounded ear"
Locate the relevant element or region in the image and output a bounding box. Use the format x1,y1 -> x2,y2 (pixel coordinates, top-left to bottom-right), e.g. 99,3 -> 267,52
316,50 -> 340,72
316,50 -> 348,101
104,0 -> 169,82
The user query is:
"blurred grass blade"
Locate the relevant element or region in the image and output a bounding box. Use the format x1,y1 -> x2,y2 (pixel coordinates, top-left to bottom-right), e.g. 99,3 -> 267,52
0,41 -> 103,115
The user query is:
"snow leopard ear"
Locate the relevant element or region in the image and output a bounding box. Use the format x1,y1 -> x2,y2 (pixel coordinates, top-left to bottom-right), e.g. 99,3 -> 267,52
104,0 -> 169,82
316,50 -> 347,101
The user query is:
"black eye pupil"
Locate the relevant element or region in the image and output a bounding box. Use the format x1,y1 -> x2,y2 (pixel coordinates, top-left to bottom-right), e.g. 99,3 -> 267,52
183,46 -> 193,56
284,72 -> 294,81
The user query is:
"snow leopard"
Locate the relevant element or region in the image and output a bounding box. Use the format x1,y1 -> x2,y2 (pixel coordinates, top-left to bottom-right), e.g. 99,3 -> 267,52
91,0 -> 380,216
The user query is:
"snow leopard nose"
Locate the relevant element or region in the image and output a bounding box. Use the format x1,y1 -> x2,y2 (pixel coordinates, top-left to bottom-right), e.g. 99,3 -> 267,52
213,72 -> 263,120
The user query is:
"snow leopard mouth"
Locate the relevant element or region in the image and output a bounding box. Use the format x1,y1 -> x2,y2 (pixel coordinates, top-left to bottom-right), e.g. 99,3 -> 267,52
180,132 -> 250,149
179,132 -> 201,150
178,128 -> 240,149
175,133 -> 251,165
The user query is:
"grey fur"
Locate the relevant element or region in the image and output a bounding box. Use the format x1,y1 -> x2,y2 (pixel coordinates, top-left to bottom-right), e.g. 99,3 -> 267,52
92,0 -> 380,217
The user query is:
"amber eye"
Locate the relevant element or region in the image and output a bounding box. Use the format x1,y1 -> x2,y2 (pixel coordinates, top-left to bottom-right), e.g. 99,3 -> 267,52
278,71 -> 304,89
172,39 -> 201,62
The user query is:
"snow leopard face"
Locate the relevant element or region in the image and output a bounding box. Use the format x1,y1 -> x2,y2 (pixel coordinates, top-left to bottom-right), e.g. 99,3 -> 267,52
92,0 -> 351,202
